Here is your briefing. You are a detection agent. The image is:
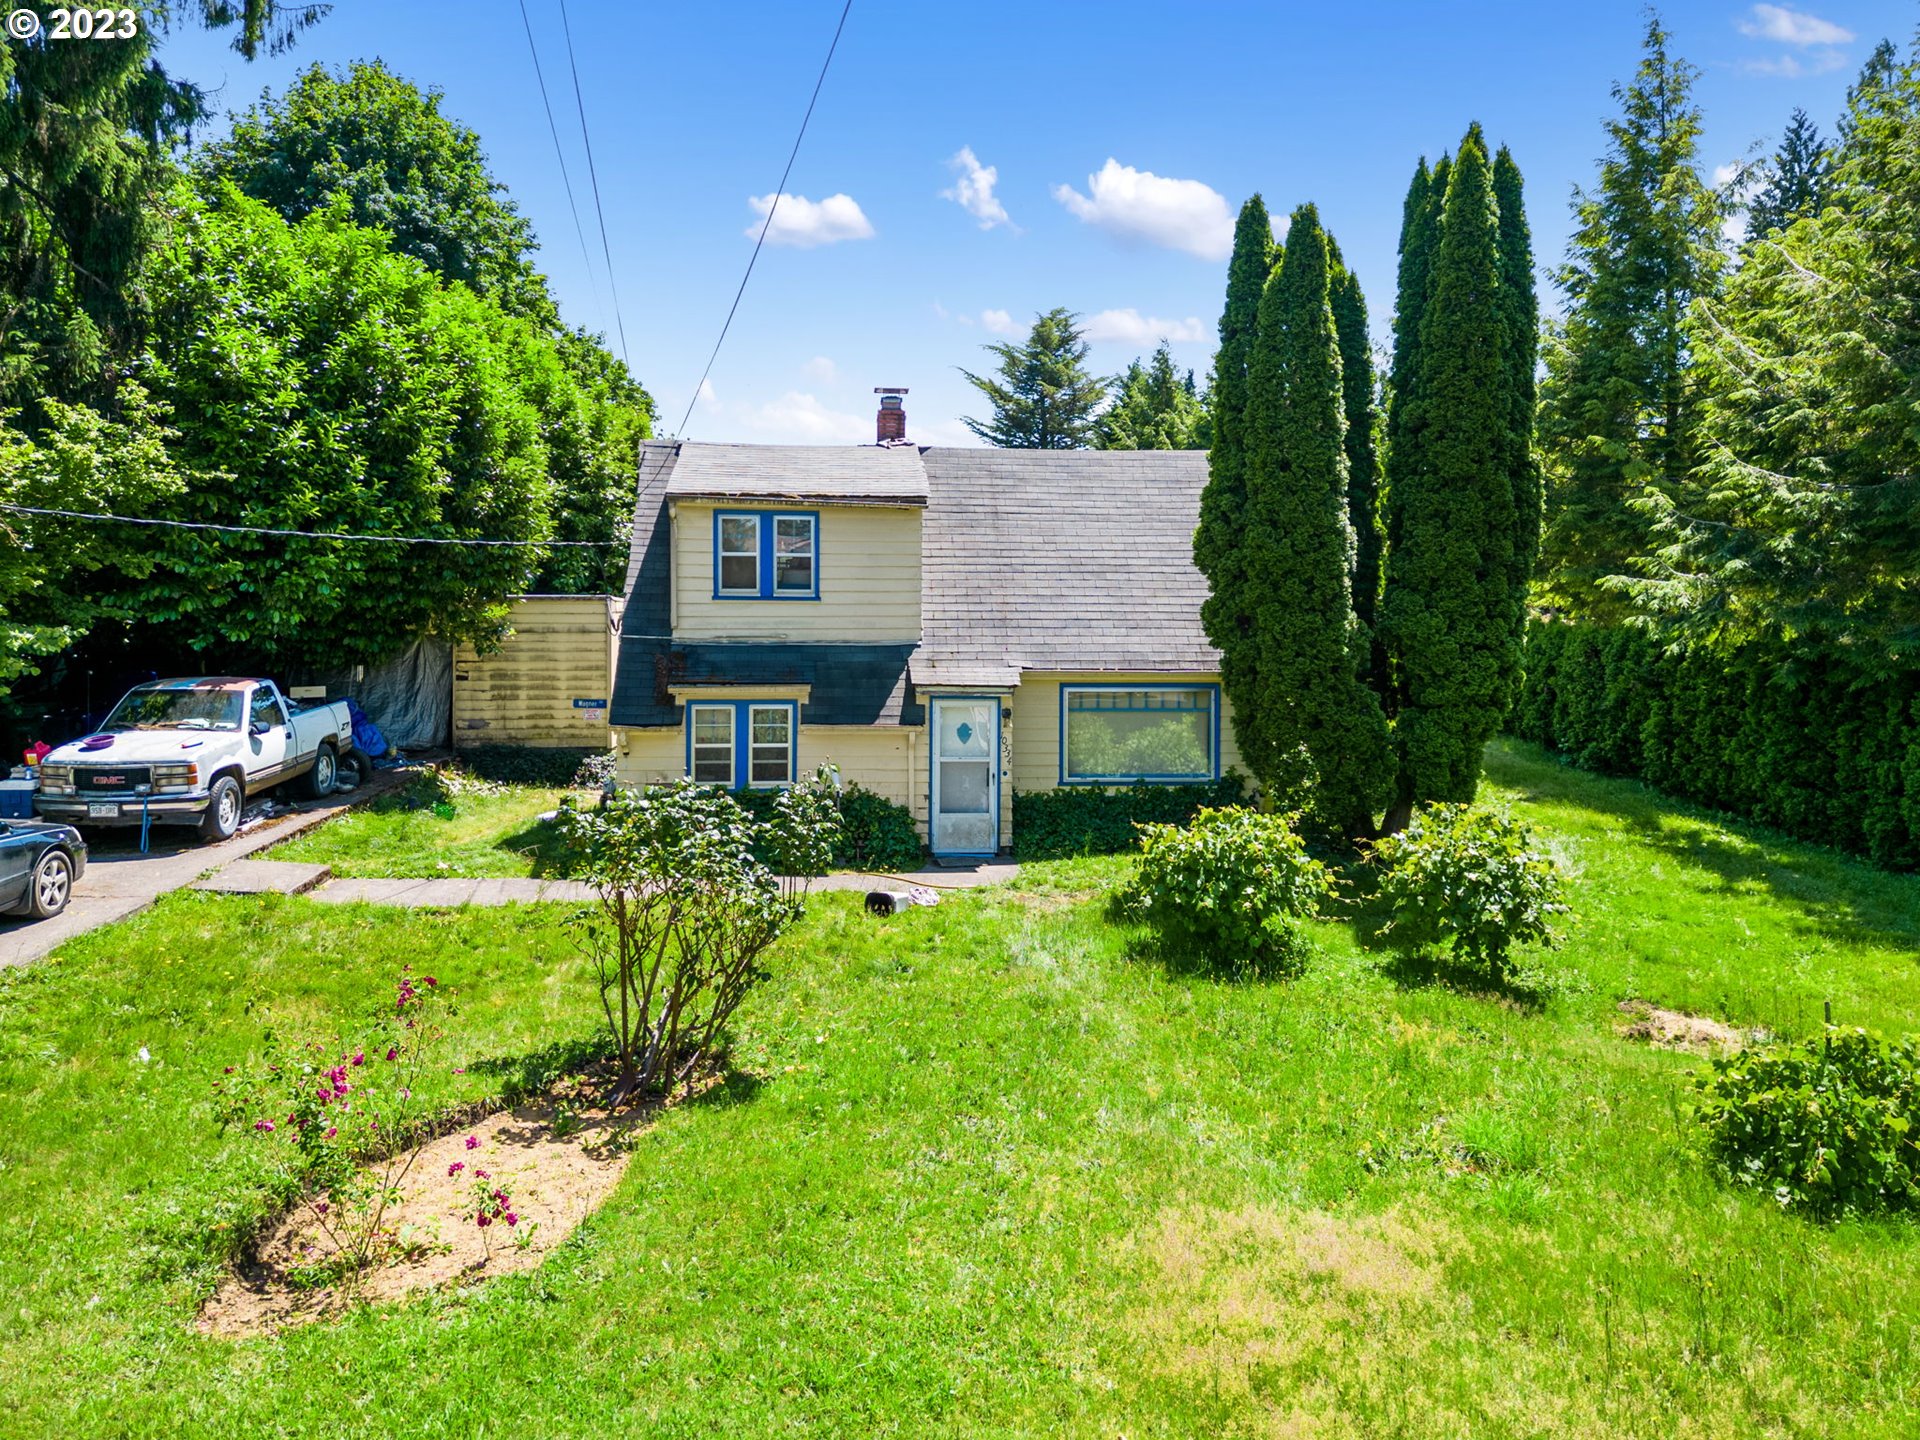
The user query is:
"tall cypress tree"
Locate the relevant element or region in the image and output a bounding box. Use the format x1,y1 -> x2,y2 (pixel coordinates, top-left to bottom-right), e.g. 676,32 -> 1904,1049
1535,16 -> 1723,619
1328,239 -> 1385,645
1492,144 -> 1542,637
1747,108 -> 1832,240
1223,204 -> 1390,836
1380,158 -> 1439,650
1195,196 -> 1276,644
1378,130 -> 1518,809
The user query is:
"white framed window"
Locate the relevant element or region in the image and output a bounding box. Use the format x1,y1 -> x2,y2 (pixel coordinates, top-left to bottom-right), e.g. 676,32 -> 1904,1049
689,704 -> 735,784
773,515 -> 816,594
1062,686 -> 1218,783
748,704 -> 794,785
717,514 -> 759,595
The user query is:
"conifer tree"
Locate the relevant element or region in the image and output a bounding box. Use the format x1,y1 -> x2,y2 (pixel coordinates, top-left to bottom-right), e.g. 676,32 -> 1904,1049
1378,131 -> 1519,810
1328,242 -> 1385,642
959,309 -> 1108,448
1837,39 -> 1899,156
1381,159 -> 1438,627
1195,196 -> 1276,638
1535,16 -> 1723,619
1219,205 -> 1390,836
1492,145 -> 1542,629
1095,343 -> 1207,449
1746,108 -> 1832,239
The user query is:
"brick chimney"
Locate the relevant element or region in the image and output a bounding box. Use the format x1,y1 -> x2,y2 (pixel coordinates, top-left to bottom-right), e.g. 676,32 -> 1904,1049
874,387 -> 908,443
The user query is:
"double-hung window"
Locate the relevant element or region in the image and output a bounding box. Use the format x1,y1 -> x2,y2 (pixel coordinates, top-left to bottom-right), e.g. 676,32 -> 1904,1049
713,510 -> 818,599
686,700 -> 796,788
1061,686 -> 1219,784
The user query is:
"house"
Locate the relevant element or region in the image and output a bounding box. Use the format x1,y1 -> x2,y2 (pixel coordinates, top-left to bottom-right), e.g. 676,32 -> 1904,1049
608,391 -> 1246,857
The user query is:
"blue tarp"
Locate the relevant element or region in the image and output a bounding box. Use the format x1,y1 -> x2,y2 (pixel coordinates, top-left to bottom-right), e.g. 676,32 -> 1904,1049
346,698 -> 390,760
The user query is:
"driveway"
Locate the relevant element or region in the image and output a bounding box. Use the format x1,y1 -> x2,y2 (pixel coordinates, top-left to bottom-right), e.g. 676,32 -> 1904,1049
0,769 -> 410,970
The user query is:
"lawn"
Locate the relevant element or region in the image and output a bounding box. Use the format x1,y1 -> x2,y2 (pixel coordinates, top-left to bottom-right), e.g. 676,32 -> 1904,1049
270,771 -> 589,878
1,739 -> 1917,1437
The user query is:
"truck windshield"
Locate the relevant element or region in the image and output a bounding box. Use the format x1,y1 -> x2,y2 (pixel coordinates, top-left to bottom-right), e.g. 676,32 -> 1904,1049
102,687 -> 245,732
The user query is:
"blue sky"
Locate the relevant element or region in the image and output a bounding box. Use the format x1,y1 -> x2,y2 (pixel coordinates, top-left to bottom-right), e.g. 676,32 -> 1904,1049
153,1 -> 1915,447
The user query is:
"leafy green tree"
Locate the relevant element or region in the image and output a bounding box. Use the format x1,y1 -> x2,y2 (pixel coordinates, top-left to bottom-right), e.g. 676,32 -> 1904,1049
1328,242 -> 1384,642
1207,204 -> 1391,838
1535,16 -> 1723,619
1195,196 -> 1276,643
1747,108 -> 1832,240
1378,131 -> 1520,811
959,308 -> 1108,448
1837,38 -> 1900,156
1492,144 -> 1543,634
128,184 -> 553,667
1623,49 -> 1920,659
1095,343 -> 1207,449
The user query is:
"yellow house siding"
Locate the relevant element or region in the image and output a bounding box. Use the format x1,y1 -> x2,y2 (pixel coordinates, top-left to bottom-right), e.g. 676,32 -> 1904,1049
612,726 -> 685,789
671,501 -> 922,643
453,596 -> 618,748
1009,671 -> 1242,793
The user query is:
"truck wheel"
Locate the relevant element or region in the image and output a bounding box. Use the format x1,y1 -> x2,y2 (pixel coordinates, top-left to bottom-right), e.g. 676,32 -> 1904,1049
200,775 -> 244,843
305,743 -> 338,799
22,849 -> 73,919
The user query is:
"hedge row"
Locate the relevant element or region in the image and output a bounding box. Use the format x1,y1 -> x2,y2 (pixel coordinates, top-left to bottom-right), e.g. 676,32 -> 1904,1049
1511,623 -> 1920,870
1011,774 -> 1249,860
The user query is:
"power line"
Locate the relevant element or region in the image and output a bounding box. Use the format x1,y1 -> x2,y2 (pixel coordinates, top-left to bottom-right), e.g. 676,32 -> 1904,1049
556,0 -> 629,367
515,0 -> 602,313
0,505 -> 621,547
675,0 -> 855,439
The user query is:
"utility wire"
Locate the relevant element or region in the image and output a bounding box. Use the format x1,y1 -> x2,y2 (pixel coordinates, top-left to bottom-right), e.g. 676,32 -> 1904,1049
675,0 -> 855,439
0,505 -> 621,547
516,0 -> 603,312
557,0 -> 629,366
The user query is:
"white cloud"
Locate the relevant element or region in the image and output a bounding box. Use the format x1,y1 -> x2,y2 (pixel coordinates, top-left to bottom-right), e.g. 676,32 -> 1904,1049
1740,50 -> 1847,77
1051,159 -> 1235,260
802,355 -> 838,385
696,378 -> 720,409
1081,308 -> 1209,345
745,192 -> 874,248
739,391 -> 867,444
980,308 -> 1019,336
1737,4 -> 1853,46
941,146 -> 1011,230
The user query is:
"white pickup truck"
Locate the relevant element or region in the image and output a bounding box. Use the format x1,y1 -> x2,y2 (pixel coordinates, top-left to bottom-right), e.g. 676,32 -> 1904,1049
32,678 -> 359,843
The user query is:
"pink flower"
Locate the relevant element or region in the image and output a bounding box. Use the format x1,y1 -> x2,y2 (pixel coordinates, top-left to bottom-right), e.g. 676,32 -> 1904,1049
351,1051 -> 365,1067
475,1213 -> 491,1229
424,976 -> 437,988
448,1161 -> 465,1177
399,1088 -> 411,1100
254,1119 -> 275,1132
452,1067 -> 465,1075
223,1066 -> 235,1075
314,1200 -> 329,1215
325,1126 -> 337,1139
475,1168 -> 489,1180
384,1047 -> 398,1062
465,1135 -> 479,1150
503,1213 -> 518,1227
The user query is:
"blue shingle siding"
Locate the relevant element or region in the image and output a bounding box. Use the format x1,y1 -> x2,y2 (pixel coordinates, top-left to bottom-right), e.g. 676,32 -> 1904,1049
611,641 -> 922,728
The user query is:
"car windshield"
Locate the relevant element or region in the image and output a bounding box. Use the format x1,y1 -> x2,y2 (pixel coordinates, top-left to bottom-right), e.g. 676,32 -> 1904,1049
102,687 -> 244,733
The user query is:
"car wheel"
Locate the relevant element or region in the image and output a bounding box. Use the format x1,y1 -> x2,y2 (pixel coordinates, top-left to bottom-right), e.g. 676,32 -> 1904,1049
200,775 -> 244,843
24,849 -> 73,919
306,743 -> 338,799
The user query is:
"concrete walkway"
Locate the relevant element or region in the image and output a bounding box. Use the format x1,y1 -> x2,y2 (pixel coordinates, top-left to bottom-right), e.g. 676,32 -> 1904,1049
0,768 -> 411,969
305,862 -> 1020,909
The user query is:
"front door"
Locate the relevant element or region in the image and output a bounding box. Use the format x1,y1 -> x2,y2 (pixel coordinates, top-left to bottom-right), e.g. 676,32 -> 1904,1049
930,697 -> 998,857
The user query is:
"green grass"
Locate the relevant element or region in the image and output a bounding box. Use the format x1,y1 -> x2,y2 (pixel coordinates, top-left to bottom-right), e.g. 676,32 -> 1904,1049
1,738 -> 1917,1437
271,779 -> 587,878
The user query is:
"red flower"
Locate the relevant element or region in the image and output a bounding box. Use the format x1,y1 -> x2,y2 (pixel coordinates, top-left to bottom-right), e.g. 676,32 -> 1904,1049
448,1161 -> 465,1177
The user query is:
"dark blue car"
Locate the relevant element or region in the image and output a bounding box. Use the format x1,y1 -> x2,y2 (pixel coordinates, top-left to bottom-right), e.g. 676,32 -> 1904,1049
0,819 -> 86,920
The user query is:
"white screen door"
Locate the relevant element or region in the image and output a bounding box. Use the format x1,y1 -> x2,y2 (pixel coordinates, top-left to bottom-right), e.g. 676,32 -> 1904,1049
930,697 -> 998,856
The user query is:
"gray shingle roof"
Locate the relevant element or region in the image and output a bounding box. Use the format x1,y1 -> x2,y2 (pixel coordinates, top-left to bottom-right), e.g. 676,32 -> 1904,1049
918,448 -> 1219,673
663,441 -> 928,506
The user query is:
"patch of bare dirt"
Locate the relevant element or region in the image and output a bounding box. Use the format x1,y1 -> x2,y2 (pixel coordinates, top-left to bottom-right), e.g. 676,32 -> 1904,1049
1616,999 -> 1745,1052
199,1078 -> 685,1337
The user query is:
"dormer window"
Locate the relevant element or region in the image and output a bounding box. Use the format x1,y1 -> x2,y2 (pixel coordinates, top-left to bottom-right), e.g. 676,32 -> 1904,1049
713,509 -> 819,600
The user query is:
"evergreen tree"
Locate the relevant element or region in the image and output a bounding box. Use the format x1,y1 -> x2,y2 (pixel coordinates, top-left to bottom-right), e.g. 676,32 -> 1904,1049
1380,158 -> 1438,644
959,308 -> 1108,448
1626,40 -> 1920,657
1837,38 -> 1899,156
1211,205 -> 1390,836
1535,15 -> 1723,619
1194,196 -> 1275,607
1747,108 -> 1832,239
1377,131 -> 1519,809
1328,241 -> 1384,643
1095,343 -> 1207,449
1492,144 -> 1543,631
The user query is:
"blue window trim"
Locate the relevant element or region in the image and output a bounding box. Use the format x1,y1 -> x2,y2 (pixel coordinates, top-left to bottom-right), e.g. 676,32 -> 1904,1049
683,699 -> 799,790
1057,682 -> 1222,786
927,694 -> 1001,857
712,508 -> 820,601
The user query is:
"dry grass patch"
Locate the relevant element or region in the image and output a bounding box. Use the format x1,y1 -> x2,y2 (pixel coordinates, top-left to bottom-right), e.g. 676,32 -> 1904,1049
1615,999 -> 1746,1052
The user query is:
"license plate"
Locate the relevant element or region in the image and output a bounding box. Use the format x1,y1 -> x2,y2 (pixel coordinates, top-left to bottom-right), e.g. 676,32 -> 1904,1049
87,802 -> 119,819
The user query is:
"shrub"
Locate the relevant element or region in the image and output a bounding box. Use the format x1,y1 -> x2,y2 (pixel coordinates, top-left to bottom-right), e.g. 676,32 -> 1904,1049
459,745 -> 596,788
1116,806 -> 1333,978
1694,1027 -> 1920,1216
558,772 -> 841,1104
732,778 -> 922,872
1013,773 -> 1249,860
1373,804 -> 1569,982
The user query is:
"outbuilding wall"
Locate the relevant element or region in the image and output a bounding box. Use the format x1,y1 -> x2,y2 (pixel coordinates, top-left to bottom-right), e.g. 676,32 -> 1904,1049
452,596 -> 620,749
